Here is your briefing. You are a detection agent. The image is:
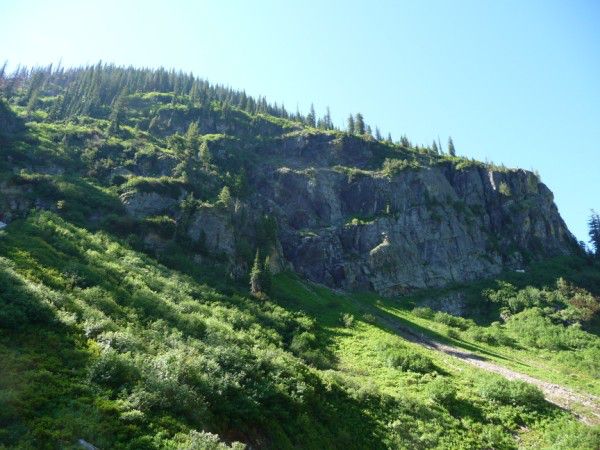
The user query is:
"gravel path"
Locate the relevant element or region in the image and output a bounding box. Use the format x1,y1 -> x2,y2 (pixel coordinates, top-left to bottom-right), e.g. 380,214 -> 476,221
377,313 -> 600,425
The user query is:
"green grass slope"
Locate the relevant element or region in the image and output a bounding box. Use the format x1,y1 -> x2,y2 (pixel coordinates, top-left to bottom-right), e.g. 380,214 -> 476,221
1,212 -> 599,449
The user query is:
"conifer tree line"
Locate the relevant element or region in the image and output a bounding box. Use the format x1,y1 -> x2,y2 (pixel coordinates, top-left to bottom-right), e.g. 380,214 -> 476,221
0,62 -> 336,129
0,61 -> 459,153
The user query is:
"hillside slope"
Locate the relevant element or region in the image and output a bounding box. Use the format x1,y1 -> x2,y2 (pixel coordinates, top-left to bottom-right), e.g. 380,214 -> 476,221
0,65 -> 598,449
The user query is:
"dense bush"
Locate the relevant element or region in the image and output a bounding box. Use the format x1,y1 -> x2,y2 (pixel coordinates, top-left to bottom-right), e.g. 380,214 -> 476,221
433,311 -> 473,330
479,378 -> 545,409
382,157 -> 421,176
411,306 -> 435,320
0,259 -> 55,328
506,308 -> 593,350
88,347 -> 139,389
384,347 -> 436,373
427,378 -> 457,407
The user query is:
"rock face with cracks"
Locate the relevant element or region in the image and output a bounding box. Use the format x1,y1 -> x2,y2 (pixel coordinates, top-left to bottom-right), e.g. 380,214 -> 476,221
249,134 -> 574,296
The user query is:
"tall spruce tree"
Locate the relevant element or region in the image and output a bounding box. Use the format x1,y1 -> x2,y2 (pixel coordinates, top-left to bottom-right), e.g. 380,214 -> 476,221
589,210 -> 600,257
108,89 -> 126,133
250,250 -> 271,296
307,103 -> 316,127
355,113 -> 365,135
448,137 -> 456,156
347,114 -> 355,134
323,106 -> 333,129
199,140 -> 212,165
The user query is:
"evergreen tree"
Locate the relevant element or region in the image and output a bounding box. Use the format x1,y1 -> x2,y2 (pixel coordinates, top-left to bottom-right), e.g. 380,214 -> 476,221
355,113 -> 365,135
347,115 -> 355,134
250,250 -> 263,296
589,210 -> 600,257
26,89 -> 39,117
217,186 -> 232,207
366,125 -> 372,137
324,106 -> 333,129
375,127 -> 382,141
250,250 -> 271,296
109,89 -> 126,133
432,140 -> 439,154
386,133 -> 393,143
199,140 -> 212,165
307,103 -> 316,127
400,135 -> 410,148
185,121 -> 199,154
448,137 -> 456,156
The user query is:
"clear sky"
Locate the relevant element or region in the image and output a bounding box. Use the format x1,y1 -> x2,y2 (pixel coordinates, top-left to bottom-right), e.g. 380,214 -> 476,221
2,0 -> 599,243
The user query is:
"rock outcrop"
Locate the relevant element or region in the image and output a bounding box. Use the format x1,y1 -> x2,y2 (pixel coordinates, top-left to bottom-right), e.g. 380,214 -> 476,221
247,134 -> 575,295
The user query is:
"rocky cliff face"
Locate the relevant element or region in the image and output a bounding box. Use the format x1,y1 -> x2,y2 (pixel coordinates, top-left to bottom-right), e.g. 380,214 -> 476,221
105,132 -> 574,296
245,134 -> 575,295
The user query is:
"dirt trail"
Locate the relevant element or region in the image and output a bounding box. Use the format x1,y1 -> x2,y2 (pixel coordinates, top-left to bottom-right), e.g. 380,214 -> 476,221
377,313 -> 600,425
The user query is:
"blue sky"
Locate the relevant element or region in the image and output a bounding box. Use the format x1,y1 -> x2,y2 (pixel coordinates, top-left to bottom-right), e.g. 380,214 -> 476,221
2,0 -> 599,243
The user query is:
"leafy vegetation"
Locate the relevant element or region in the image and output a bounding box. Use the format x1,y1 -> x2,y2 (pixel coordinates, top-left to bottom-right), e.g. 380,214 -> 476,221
0,64 -> 598,449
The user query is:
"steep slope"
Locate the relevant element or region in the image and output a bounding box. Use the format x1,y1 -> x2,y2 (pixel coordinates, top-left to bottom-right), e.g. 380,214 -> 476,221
0,65 -> 598,449
0,67 -> 576,299
1,212 -> 599,449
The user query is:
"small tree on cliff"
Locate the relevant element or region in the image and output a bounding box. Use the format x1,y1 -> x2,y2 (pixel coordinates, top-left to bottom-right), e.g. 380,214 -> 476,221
250,250 -> 271,297
347,114 -> 355,134
217,186 -> 232,208
448,137 -> 456,156
355,113 -> 366,135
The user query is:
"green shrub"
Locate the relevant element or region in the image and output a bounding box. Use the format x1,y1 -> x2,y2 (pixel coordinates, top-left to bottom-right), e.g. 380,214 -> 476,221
340,313 -> 354,328
174,430 -> 246,450
412,306 -> 434,320
506,308 -> 593,350
446,328 -> 461,339
142,215 -> 177,239
427,378 -> 457,407
479,377 -> 545,409
467,328 -> 498,345
534,415 -> 600,450
382,158 -> 421,176
88,348 -> 139,389
498,181 -> 512,196
385,347 -> 436,373
433,311 -> 472,330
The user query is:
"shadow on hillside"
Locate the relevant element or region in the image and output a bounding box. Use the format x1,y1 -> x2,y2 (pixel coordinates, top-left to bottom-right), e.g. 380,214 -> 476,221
0,264 -> 111,448
0,99 -> 26,145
